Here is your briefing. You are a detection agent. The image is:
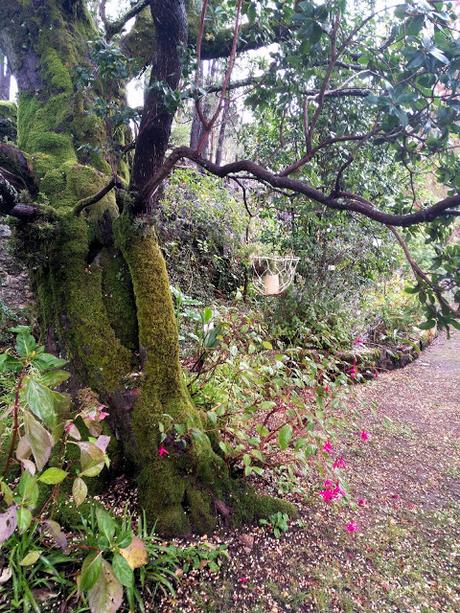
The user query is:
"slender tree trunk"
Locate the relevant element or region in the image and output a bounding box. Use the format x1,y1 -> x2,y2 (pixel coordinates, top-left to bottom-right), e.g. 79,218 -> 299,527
215,92 -> 230,165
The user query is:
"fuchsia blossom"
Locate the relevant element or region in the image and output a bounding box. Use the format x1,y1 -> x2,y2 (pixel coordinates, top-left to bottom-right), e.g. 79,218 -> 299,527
323,441 -> 333,454
238,577 -> 249,583
353,336 -> 365,347
158,445 -> 169,457
64,421 -> 74,434
98,410 -> 110,421
319,482 -> 345,503
360,430 -> 369,442
333,457 -> 347,470
346,522 -> 358,533
358,498 -> 366,506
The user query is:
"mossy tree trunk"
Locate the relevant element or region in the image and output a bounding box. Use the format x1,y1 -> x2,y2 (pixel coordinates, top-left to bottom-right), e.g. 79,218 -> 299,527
0,0 -> 291,535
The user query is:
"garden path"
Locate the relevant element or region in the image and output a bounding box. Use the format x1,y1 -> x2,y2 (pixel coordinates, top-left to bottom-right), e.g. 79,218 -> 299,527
161,331 -> 460,612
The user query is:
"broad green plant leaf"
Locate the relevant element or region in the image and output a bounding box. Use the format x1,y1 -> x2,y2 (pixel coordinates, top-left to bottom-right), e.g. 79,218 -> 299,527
38,467 -> 68,485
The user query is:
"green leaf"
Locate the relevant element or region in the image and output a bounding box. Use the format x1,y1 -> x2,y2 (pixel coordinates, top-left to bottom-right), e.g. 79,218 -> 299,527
18,470 -> 39,509
32,353 -> 67,371
87,559 -> 123,613
278,424 -> 293,450
77,442 -> 106,477
0,480 -> 14,506
80,552 -> 103,592
418,319 -> 436,330
39,370 -> 70,388
23,378 -> 58,429
14,328 -> 37,357
0,354 -> 22,373
23,411 -> 53,472
19,551 -> 41,566
38,467 -> 68,485
72,477 -> 88,507
16,508 -> 32,533
96,507 -> 115,543
112,553 -> 134,587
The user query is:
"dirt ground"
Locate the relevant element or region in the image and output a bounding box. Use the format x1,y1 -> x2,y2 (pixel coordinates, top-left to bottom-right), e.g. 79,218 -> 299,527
158,331 -> 460,612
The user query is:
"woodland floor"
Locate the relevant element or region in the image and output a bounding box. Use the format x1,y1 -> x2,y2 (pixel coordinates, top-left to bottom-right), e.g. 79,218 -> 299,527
156,331 -> 460,612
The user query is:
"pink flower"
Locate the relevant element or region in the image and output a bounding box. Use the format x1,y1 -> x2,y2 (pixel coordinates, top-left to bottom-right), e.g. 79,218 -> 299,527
345,522 -> 358,533
158,445 -> 169,457
323,441 -> 333,454
373,370 -> 379,379
353,336 -> 365,347
333,457 -> 346,470
319,481 -> 345,503
360,430 -> 369,442
347,365 -> 358,379
319,488 -> 336,503
358,498 -> 366,506
238,577 -> 249,583
98,411 -> 110,421
324,384 -> 331,394
64,421 -> 74,433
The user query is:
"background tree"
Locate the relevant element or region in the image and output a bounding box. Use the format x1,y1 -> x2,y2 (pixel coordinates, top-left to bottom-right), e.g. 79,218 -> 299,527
0,0 -> 458,535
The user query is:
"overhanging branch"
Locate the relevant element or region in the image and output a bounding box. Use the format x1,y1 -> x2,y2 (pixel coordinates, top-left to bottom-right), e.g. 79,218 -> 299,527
145,146 -> 460,228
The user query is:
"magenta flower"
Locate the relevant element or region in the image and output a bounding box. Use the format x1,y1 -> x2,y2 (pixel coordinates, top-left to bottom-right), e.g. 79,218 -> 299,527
323,441 -> 333,454
98,411 -> 110,421
158,445 -> 169,457
358,498 -> 366,506
345,522 -> 358,533
64,421 -> 74,434
353,336 -> 365,347
319,481 -> 345,503
238,577 -> 249,583
360,430 -> 369,442
333,457 -> 346,470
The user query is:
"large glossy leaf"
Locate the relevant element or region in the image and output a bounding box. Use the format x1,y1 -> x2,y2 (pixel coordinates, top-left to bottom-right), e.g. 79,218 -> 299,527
23,378 -> 58,429
87,559 -> 123,613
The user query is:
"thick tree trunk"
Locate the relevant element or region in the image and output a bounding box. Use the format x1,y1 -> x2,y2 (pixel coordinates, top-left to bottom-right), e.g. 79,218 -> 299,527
1,0 -> 292,535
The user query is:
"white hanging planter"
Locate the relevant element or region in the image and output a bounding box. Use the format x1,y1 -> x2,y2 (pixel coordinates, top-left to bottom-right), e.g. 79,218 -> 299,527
251,255 -> 300,296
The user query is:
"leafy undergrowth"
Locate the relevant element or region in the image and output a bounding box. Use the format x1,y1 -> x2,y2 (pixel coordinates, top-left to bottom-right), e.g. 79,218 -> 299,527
156,332 -> 460,613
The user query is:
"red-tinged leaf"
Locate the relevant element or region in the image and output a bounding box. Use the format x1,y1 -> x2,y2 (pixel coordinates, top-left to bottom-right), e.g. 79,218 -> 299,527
95,435 -> 110,453
0,506 -> 17,543
87,559 -> 123,613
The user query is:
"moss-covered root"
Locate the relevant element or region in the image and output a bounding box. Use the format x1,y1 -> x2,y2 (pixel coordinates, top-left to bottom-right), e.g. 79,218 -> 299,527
137,449 -> 296,536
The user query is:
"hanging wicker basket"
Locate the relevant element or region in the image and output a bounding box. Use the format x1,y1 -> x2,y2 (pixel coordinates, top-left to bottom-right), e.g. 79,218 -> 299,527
251,255 -> 300,296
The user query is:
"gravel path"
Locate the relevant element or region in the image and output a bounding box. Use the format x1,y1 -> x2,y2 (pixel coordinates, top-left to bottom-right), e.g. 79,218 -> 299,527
160,332 -> 460,612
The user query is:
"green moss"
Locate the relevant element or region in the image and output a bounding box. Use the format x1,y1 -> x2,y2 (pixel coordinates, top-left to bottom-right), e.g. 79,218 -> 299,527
0,100 -> 17,141
45,215 -> 132,392
100,247 -> 138,351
